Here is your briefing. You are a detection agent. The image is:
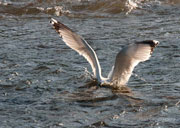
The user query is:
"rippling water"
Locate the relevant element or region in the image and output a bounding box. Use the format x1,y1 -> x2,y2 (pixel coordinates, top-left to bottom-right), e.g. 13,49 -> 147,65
0,0 -> 180,127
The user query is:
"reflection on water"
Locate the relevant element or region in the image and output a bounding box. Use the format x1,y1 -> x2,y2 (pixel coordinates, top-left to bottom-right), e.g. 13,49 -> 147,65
0,0 -> 180,127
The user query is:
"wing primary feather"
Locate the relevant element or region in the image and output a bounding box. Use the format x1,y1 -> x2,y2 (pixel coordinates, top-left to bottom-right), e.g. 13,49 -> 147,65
135,40 -> 159,55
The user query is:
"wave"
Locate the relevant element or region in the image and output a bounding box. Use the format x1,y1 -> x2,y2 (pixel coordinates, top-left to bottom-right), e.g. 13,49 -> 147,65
0,0 -> 179,17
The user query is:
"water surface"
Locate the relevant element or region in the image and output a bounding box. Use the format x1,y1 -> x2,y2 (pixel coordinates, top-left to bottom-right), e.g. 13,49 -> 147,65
0,0 -> 180,127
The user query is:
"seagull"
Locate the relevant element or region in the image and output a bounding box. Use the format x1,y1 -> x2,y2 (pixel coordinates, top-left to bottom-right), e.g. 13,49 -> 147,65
50,18 -> 159,88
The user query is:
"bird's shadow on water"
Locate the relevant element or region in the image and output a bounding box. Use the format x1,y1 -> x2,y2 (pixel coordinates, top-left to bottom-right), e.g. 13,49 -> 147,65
62,80 -> 169,127
76,80 -> 144,106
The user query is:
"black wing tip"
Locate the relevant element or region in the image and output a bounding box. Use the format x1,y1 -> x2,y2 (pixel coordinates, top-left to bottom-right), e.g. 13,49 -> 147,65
50,18 -> 61,31
50,18 -> 72,33
136,40 -> 159,55
50,18 -> 58,25
136,40 -> 159,48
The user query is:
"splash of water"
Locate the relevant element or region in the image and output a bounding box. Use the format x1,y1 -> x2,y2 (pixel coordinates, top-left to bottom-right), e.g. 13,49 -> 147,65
125,0 -> 141,14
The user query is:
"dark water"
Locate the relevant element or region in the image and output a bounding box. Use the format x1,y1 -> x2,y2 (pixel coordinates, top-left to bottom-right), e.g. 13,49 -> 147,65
0,0 -> 180,127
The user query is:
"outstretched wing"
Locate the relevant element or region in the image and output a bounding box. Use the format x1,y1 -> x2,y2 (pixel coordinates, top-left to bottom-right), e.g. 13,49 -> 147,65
110,40 -> 159,86
50,18 -> 102,79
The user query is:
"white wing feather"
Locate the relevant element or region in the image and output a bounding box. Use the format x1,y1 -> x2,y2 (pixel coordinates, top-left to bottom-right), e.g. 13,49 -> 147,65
50,18 -> 102,80
110,41 -> 159,86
